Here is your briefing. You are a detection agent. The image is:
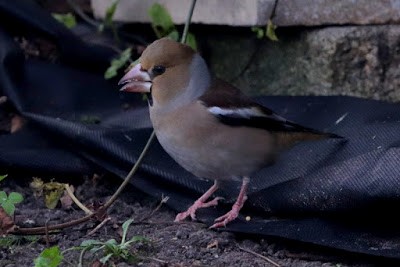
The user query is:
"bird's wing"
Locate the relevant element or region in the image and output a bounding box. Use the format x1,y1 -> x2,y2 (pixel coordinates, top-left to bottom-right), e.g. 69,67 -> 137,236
199,79 -> 339,137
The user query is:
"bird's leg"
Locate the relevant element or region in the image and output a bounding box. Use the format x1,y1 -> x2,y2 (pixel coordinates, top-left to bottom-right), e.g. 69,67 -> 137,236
210,176 -> 249,228
175,180 -> 222,222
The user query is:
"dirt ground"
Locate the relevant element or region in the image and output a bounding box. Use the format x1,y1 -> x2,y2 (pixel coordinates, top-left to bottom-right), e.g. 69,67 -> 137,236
0,174 -> 388,267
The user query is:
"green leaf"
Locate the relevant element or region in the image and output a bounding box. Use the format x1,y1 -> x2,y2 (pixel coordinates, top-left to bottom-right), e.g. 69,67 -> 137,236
105,238 -> 118,247
251,26 -> 264,39
0,191 -> 7,203
105,48 -> 132,79
99,253 -> 113,264
167,30 -> 179,41
123,236 -> 147,248
80,239 -> 104,247
185,33 -> 197,50
148,3 -> 176,38
52,13 -> 77,29
1,201 -> 15,216
121,219 -> 134,244
105,0 -> 119,26
8,192 -> 23,204
0,174 -> 7,182
266,20 -> 279,41
34,246 -> 63,267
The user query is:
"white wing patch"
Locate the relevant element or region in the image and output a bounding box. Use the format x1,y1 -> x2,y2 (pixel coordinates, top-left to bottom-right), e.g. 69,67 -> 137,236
207,106 -> 267,118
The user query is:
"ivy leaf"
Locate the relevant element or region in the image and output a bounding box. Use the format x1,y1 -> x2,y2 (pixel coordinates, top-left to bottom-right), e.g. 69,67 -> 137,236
34,246 -> 63,267
105,48 -> 132,79
167,30 -> 179,42
52,13 -> 77,29
8,192 -> 23,204
185,33 -> 198,50
0,191 -> 6,203
251,26 -> 265,39
0,174 -> 7,182
1,201 -> 15,216
148,3 -> 176,38
266,19 -> 279,41
105,0 -> 119,27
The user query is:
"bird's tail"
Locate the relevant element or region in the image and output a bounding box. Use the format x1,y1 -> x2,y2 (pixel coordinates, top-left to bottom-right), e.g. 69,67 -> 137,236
275,121 -> 345,150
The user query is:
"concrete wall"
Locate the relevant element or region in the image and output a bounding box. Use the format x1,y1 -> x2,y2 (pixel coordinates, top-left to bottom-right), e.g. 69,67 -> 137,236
91,0 -> 400,102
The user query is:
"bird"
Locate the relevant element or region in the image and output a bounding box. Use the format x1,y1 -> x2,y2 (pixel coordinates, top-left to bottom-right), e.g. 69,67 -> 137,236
118,38 -> 342,228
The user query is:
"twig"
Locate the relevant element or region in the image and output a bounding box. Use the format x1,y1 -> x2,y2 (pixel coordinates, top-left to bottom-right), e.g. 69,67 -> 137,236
45,220 -> 50,246
138,195 -> 170,223
101,131 -> 156,212
144,256 -> 168,264
64,184 -> 92,215
12,132 -> 156,235
270,0 -> 280,20
181,0 -> 197,44
10,0 -> 198,236
87,216 -> 111,236
237,245 -> 281,267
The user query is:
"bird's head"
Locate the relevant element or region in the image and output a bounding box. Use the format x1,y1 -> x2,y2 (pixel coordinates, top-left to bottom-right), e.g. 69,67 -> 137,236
119,38 -> 210,108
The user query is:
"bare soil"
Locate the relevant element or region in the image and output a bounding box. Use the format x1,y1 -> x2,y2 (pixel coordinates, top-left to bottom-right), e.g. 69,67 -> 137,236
0,174 -> 383,267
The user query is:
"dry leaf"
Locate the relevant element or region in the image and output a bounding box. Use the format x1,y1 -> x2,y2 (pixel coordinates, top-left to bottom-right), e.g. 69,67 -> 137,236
206,239 -> 219,249
0,96 -> 7,105
10,114 -> 26,133
0,206 -> 15,235
30,177 -> 44,198
60,185 -> 74,210
43,181 -> 65,209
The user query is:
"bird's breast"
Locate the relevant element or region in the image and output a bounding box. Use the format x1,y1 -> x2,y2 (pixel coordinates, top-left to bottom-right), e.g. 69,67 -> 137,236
149,102 -> 276,180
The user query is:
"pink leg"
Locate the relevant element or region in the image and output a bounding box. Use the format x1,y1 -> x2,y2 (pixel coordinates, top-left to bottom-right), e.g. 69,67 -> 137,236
210,177 -> 249,228
175,181 -> 222,222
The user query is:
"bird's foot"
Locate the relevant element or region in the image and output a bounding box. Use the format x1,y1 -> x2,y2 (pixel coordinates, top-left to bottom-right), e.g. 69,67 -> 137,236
209,206 -> 241,228
174,197 -> 223,222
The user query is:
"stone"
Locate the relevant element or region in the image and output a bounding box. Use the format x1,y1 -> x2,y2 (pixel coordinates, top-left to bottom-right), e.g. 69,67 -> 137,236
206,25 -> 400,102
91,0 -> 274,26
274,0 -> 400,26
91,0 -> 400,26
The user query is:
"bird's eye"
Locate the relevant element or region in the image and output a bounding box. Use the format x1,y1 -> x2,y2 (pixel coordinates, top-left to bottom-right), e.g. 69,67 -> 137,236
152,65 -> 166,76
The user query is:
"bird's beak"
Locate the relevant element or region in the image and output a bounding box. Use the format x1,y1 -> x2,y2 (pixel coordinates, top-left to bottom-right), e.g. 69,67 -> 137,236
118,63 -> 152,93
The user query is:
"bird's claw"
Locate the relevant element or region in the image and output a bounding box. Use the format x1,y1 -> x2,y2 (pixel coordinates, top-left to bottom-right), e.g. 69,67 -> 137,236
209,209 -> 239,229
174,197 -> 223,222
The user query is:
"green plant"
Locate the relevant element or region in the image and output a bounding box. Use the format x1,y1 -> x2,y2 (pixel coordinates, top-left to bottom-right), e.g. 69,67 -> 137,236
98,0 -> 120,43
32,219 -> 147,266
104,48 -> 133,79
104,3 -> 197,80
77,219 -> 147,265
0,175 -> 23,216
251,19 -> 279,41
34,246 -> 64,267
0,174 -> 7,182
0,235 -> 39,248
52,13 -> 77,29
148,3 -> 197,50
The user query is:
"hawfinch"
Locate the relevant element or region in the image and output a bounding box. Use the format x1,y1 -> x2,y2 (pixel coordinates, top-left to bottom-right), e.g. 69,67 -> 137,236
119,38 -> 342,228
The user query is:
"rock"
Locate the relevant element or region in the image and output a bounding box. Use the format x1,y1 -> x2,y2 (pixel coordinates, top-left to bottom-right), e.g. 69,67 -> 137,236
91,0 -> 400,26
206,25 -> 400,102
91,0 -> 274,26
274,0 -> 400,26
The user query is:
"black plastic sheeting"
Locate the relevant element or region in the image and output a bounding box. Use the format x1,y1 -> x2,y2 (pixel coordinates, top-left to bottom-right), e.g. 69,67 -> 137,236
1,0 -> 400,259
